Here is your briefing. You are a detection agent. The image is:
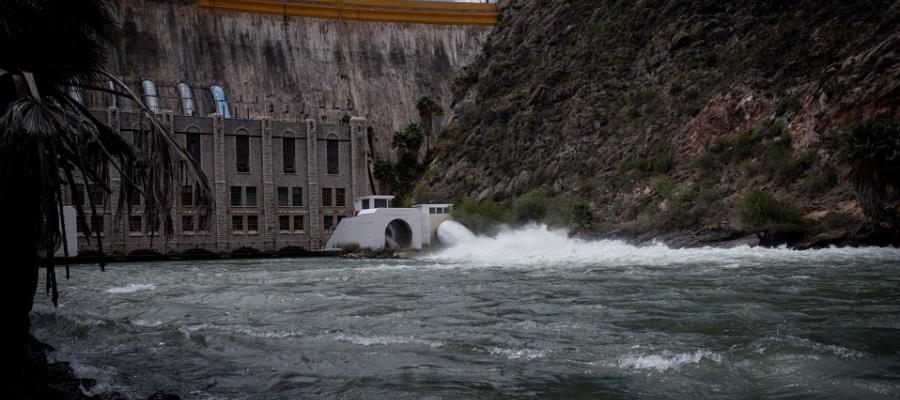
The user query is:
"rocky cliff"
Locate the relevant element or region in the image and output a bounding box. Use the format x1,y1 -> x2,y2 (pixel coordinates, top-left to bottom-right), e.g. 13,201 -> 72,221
426,0 -> 900,247
109,0 -> 490,159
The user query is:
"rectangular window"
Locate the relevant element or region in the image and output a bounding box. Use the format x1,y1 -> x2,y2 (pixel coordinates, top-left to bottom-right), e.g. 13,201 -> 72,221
91,215 -> 104,234
374,198 -> 387,208
321,188 -> 332,207
245,186 -> 257,207
279,215 -> 290,231
88,184 -> 105,206
335,188 -> 346,207
283,137 -> 295,173
130,187 -> 141,207
292,187 -> 303,207
247,215 -> 258,232
181,185 -> 194,207
187,132 -> 202,165
198,214 -> 209,232
182,215 -> 194,233
128,216 -> 142,233
362,199 -> 370,210
430,207 -> 437,214
326,140 -> 339,174
232,215 -> 244,232
236,135 -> 250,172
230,186 -> 242,207
277,187 -> 289,207
72,184 -> 85,206
323,215 -> 334,231
77,213 -> 87,234
293,215 -> 304,232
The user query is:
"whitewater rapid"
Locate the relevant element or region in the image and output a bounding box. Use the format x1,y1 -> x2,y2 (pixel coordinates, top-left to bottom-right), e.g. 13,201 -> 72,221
431,223 -> 900,266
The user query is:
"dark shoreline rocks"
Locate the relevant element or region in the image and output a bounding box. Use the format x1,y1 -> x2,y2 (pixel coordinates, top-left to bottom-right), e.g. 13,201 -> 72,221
340,248 -> 398,259
570,221 -> 900,250
19,334 -> 181,400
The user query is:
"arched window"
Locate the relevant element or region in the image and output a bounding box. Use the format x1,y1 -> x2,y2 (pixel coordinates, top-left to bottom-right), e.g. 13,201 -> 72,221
283,132 -> 295,173
326,139 -> 339,175
236,130 -> 249,172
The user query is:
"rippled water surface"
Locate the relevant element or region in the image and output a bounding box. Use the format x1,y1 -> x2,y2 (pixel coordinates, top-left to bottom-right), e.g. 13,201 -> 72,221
32,226 -> 900,399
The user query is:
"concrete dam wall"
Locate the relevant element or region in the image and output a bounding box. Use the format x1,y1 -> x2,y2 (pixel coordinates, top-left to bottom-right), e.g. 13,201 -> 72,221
111,0 -> 492,160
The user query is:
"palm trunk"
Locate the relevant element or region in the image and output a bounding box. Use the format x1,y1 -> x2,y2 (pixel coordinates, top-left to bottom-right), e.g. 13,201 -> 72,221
0,173 -> 43,395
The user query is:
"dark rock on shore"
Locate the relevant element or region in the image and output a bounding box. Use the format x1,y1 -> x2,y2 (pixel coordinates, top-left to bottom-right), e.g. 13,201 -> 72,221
340,248 -> 398,259
17,334 -> 181,400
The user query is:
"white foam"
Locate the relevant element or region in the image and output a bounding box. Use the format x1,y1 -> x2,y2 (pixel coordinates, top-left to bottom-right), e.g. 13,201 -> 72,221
423,224 -> 900,267
617,350 -> 722,372
183,323 -> 305,339
333,333 -> 443,348
105,283 -> 156,294
130,319 -> 163,327
488,346 -> 549,360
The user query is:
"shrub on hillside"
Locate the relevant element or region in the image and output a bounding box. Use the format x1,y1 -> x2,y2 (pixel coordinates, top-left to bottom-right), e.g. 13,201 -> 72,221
741,189 -> 806,232
451,197 -> 509,234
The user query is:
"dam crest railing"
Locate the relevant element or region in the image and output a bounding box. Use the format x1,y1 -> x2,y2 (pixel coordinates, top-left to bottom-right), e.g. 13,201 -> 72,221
197,0 -> 499,26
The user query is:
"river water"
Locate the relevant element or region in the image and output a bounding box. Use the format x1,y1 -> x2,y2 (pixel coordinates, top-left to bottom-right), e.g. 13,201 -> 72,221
32,225 -> 900,399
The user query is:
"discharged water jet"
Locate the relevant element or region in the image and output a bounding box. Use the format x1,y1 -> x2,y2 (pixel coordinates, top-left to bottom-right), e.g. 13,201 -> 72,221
436,220 -> 477,247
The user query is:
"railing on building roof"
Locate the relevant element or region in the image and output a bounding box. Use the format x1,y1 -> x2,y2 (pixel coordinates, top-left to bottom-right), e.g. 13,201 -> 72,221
196,0 -> 499,26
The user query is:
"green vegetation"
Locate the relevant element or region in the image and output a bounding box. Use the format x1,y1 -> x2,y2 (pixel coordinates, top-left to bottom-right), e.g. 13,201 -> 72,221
661,179 -> 722,229
741,189 -> 806,232
619,147 -> 676,175
391,123 -> 424,154
831,120 -> 900,221
451,191 -> 592,234
339,113 -> 351,125
374,123 -> 428,205
416,96 -> 443,116
698,122 -> 814,184
338,242 -> 361,252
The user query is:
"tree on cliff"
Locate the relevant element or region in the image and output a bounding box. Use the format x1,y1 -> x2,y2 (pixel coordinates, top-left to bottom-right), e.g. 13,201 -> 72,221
834,121 -> 900,222
0,0 -> 210,395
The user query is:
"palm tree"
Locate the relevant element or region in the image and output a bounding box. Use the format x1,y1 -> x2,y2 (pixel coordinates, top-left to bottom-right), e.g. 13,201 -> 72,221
0,0 -> 211,393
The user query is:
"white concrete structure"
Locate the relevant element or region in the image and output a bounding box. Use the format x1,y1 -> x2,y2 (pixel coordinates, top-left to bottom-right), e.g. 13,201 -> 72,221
55,206 -> 79,257
412,204 -> 453,246
354,195 -> 395,211
324,197 -> 453,250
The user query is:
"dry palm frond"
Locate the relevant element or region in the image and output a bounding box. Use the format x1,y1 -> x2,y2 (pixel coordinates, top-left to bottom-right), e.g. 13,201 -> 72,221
0,0 -> 212,306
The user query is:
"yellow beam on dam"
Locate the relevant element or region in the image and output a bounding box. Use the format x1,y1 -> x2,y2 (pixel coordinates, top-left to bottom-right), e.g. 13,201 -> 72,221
196,0 -> 499,26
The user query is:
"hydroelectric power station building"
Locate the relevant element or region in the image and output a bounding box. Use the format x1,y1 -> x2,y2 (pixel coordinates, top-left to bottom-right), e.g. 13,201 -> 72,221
61,0 -> 499,257
67,83 -> 371,256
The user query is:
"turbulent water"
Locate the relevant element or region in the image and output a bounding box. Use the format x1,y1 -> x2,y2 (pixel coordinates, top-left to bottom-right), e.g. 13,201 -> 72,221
33,225 -> 900,399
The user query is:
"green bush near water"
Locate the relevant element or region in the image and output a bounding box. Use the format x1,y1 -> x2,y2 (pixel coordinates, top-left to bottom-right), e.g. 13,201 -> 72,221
741,189 -> 806,232
451,191 -> 592,234
339,242 -> 361,252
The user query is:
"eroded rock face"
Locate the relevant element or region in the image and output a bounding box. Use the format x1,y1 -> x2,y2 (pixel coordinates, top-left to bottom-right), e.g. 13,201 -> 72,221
426,0 -> 899,245
110,0 -> 491,160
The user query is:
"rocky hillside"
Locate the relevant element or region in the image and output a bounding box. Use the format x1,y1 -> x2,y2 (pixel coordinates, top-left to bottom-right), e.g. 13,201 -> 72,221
424,0 -> 900,247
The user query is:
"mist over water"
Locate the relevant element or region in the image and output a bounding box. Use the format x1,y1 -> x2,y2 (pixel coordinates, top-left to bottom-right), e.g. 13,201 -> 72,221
32,226 -> 900,399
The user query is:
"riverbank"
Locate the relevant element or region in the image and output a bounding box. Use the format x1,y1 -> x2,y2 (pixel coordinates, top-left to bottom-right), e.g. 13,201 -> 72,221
18,334 -> 180,400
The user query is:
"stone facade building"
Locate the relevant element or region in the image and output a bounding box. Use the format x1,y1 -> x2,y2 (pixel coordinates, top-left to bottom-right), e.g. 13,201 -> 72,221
67,103 -> 370,256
